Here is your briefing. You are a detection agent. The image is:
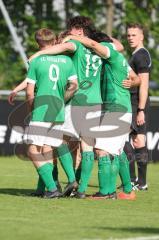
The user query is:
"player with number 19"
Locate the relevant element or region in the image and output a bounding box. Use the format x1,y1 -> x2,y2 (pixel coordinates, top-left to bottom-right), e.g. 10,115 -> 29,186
65,32 -> 140,199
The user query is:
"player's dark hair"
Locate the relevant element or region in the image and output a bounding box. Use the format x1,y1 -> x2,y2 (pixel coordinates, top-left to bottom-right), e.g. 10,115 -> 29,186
67,16 -> 95,35
35,28 -> 55,47
127,23 -> 144,33
87,28 -> 113,43
57,30 -> 70,44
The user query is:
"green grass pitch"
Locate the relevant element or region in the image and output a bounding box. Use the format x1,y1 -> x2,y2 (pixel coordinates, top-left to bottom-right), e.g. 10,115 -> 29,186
0,156 -> 159,240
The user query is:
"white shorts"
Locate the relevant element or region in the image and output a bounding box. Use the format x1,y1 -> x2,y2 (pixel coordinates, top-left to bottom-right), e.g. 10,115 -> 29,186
95,112 -> 132,155
24,121 -> 63,147
58,105 -> 79,138
59,104 -> 102,140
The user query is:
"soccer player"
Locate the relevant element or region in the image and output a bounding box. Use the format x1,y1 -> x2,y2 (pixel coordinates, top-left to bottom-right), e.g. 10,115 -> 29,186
65,31 -> 140,200
25,28 -> 78,198
126,23 -> 151,190
8,30 -> 79,196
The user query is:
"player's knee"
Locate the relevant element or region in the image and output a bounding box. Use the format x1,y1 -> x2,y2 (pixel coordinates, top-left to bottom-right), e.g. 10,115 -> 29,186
27,144 -> 40,158
133,137 -> 145,148
42,145 -> 52,154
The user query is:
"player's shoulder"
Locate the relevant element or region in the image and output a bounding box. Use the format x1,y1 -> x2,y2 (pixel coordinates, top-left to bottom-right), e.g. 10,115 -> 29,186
68,39 -> 83,49
101,41 -> 116,49
58,54 -> 72,60
29,56 -> 39,65
134,47 -> 151,59
29,54 -> 49,66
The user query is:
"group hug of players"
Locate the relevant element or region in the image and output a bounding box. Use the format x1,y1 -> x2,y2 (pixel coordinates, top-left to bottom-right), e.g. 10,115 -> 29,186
8,16 -> 151,200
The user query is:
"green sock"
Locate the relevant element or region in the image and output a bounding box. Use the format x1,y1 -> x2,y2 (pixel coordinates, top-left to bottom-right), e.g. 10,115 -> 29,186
78,151 -> 94,193
109,156 -> 119,194
75,165 -> 81,183
37,163 -> 57,192
57,144 -> 75,183
98,155 -> 111,195
119,151 -> 132,193
36,176 -> 45,193
52,164 -> 58,185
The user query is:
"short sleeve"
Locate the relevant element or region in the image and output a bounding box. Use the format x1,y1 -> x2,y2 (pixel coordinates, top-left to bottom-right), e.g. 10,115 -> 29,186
134,50 -> 151,73
26,59 -> 37,84
100,42 -> 118,60
68,39 -> 80,53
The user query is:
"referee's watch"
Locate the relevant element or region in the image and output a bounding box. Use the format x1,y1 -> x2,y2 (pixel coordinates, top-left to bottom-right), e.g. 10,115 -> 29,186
137,108 -> 145,112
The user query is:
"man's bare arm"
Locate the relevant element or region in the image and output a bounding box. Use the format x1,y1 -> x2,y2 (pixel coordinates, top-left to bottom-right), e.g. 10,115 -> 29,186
138,73 -> 149,109
136,73 -> 149,125
63,35 -> 123,55
110,37 -> 124,52
63,35 -> 110,59
64,79 -> 78,102
29,42 -> 76,62
26,83 -> 35,112
8,79 -> 27,105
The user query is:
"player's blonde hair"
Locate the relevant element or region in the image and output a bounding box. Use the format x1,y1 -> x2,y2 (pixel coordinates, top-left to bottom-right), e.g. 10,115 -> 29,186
35,28 -> 55,47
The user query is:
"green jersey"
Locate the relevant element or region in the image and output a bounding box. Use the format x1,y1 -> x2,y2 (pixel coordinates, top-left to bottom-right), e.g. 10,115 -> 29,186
69,40 -> 102,106
27,54 -> 77,122
101,42 -> 132,113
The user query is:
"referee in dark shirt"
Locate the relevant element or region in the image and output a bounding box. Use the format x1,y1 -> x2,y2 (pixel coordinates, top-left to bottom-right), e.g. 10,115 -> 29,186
125,23 -> 151,190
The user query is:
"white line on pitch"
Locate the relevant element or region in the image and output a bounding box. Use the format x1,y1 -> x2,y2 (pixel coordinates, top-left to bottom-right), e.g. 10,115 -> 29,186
82,235 -> 159,240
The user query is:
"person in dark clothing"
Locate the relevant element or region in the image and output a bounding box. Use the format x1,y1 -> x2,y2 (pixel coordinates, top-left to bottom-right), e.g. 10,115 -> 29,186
125,23 -> 151,190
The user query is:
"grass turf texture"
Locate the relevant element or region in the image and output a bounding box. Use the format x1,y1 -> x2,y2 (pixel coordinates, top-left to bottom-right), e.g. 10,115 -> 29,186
0,156 -> 159,240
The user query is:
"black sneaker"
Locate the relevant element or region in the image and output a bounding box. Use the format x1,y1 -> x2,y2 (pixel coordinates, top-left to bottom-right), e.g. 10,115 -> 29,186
30,191 -> 44,198
89,192 -> 109,200
109,192 -> 117,200
131,182 -> 139,191
62,181 -> 78,197
70,188 -> 77,197
74,191 -> 86,199
137,184 -> 148,191
44,189 -> 62,199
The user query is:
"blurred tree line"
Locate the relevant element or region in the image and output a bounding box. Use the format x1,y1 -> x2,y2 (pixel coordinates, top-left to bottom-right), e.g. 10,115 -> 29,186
0,0 -> 159,94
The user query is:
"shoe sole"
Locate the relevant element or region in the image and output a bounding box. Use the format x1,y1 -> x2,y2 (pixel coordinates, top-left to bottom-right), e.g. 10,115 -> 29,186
43,194 -> 61,199
117,194 -> 136,200
117,197 -> 136,200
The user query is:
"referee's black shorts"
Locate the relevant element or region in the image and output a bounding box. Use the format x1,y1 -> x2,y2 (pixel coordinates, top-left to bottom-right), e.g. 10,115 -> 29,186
131,99 -> 149,135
